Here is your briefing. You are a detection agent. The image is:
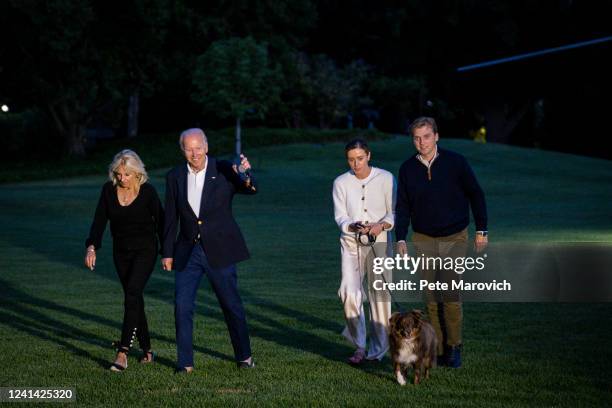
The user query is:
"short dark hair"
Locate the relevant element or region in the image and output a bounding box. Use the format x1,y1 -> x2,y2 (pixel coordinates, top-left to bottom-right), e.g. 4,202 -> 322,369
345,138 -> 370,155
409,117 -> 438,135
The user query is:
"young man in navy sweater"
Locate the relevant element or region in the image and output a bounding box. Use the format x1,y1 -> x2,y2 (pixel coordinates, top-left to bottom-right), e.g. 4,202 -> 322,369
395,117 -> 488,368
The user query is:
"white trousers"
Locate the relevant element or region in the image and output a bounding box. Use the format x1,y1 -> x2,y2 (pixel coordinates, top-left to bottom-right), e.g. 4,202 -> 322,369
337,239 -> 391,360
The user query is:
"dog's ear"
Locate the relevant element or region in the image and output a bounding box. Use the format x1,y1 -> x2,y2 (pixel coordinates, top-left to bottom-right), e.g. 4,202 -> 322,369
389,312 -> 400,329
411,309 -> 424,327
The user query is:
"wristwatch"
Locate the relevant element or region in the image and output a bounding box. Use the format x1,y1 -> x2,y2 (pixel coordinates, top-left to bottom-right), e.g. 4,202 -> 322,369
476,231 -> 488,237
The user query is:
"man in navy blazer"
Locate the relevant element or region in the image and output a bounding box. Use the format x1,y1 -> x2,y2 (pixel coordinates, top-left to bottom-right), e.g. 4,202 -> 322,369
161,128 -> 257,372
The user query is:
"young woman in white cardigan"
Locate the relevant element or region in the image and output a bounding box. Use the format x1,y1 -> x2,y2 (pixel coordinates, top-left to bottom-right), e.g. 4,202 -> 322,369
332,139 -> 395,364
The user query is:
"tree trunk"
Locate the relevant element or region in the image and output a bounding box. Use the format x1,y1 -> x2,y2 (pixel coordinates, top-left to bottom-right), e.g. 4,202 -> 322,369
67,124 -> 87,156
48,103 -> 87,157
127,88 -> 140,138
235,116 -> 241,156
483,100 -> 531,144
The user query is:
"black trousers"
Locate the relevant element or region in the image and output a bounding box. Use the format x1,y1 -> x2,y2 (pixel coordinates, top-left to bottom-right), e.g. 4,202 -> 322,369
113,244 -> 157,352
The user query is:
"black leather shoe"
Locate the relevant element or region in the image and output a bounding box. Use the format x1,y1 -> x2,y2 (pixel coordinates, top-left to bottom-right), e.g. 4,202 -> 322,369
237,359 -> 255,369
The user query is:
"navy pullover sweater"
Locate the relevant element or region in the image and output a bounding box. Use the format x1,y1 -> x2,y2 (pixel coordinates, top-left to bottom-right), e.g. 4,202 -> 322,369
395,147 -> 487,239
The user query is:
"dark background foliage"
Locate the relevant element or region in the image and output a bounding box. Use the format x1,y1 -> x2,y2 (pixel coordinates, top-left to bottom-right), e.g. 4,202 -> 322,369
0,0 -> 610,161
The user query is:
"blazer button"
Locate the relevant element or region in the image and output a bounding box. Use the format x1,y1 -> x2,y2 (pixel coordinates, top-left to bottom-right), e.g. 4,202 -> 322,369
198,220 -> 203,225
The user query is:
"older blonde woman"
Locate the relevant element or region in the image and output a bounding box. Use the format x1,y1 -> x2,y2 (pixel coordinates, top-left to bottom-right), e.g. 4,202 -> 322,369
85,149 -> 164,372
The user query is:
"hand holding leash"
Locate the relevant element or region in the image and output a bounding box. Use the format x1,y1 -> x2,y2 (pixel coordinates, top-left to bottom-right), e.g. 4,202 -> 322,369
232,154 -> 251,176
368,222 -> 384,237
233,154 -> 255,189
349,222 -> 369,233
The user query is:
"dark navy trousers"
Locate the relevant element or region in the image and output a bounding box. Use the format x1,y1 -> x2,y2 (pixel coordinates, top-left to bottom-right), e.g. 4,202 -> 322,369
175,245 -> 252,368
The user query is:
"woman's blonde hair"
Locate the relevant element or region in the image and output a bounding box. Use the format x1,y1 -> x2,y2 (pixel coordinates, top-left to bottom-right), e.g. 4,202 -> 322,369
108,149 -> 148,186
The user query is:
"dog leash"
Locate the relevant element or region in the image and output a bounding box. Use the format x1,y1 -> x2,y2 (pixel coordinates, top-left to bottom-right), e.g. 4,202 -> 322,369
355,231 -> 406,313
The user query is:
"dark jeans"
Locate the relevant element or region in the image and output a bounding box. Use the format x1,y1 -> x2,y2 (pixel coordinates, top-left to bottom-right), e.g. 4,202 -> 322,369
175,245 -> 251,368
113,244 -> 157,352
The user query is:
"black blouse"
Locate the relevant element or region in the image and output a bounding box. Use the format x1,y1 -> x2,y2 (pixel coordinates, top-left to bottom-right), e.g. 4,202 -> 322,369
85,181 -> 164,251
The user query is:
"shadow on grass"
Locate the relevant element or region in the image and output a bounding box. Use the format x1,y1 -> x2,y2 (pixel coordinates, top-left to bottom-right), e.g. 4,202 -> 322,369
0,308 -> 110,370
146,273 -> 351,362
0,279 -> 233,369
7,231 -> 612,390
0,174 -> 361,366
353,359 -> 396,383
0,208 -> 358,366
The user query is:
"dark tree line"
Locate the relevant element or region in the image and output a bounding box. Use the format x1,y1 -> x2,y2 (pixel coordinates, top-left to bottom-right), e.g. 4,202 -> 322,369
1,0 -> 609,157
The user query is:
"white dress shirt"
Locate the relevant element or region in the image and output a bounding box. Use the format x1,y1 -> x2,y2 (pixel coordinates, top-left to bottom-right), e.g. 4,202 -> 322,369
187,158 -> 207,218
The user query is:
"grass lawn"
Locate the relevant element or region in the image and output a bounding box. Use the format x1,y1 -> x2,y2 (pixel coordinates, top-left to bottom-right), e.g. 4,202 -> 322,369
0,137 -> 611,406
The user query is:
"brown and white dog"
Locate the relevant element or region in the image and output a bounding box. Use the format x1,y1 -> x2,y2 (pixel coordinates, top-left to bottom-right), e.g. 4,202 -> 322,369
388,310 -> 437,385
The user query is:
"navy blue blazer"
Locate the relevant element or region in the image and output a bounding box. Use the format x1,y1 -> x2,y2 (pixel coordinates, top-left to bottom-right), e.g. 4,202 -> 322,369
162,157 -> 257,271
